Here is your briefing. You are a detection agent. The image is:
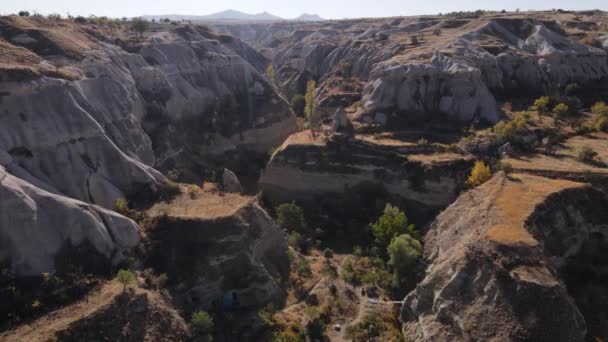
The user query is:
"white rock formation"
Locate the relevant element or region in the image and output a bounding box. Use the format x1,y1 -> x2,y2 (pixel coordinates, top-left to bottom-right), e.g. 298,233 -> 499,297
222,168 -> 243,193
0,165 -> 140,276
0,17 -> 296,276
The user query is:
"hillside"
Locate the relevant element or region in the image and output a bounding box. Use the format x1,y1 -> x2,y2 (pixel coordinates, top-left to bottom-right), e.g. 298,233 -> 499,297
1,9 -> 608,342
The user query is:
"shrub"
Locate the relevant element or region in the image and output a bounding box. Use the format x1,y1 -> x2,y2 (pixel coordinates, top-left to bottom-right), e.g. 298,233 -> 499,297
296,258 -> 312,281
493,120 -> 516,140
287,231 -> 303,250
18,11 -> 30,17
187,185 -> 200,199
591,101 -> 608,117
417,137 -> 429,145
553,103 -> 569,119
273,330 -> 303,342
592,115 -> 608,132
130,17 -> 149,38
266,64 -> 276,86
114,198 -> 129,215
410,35 -> 419,45
565,83 -> 580,96
345,314 -> 387,341
578,145 -> 598,164
339,62 -> 352,78
323,248 -> 334,260
533,96 -> 551,116
74,16 -> 88,23
290,94 -> 306,117
276,202 -> 305,232
159,180 -> 181,200
190,311 -> 214,340
495,161 -> 513,174
306,317 -> 326,340
370,204 -> 417,252
47,13 -> 62,21
116,269 -> 134,293
466,160 -> 492,187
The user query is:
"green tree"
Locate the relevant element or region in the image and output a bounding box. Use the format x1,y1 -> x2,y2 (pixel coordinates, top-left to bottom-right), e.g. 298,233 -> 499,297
130,17 -> 149,38
276,202 -> 305,232
287,231 -> 303,250
266,65 -> 276,87
387,234 -> 421,287
305,80 -> 317,137
296,258 -> 312,283
344,314 -> 386,341
370,204 -> 416,252
190,310 -> 214,341
273,330 -> 304,342
290,94 -> 306,116
466,160 -> 492,187
116,269 -> 134,293
534,96 -> 551,117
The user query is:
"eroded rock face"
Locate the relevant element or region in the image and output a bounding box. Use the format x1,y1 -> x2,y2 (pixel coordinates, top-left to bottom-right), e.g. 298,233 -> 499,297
147,197 -> 289,312
0,16 -> 295,276
217,13 -> 608,124
260,131 -> 472,220
362,52 -> 499,122
401,173 -> 608,341
0,165 -> 140,276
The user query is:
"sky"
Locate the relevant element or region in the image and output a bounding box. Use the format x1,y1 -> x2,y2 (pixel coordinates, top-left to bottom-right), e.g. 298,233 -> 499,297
2,0 -> 607,19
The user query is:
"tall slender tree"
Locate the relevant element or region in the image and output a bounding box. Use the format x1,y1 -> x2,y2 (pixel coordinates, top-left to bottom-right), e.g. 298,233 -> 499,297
305,80 -> 317,137
266,64 -> 276,87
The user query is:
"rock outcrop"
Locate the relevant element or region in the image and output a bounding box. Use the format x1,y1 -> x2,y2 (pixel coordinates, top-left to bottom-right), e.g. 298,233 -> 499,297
0,16 -> 295,275
0,165 -> 140,276
216,12 -> 608,124
401,173 -> 608,341
222,168 -> 243,193
146,190 -> 289,314
260,130 -> 473,220
0,280 -> 190,342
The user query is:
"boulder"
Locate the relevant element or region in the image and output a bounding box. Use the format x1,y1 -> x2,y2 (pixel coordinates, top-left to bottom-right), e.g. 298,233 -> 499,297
222,168 -> 243,193
331,106 -> 354,136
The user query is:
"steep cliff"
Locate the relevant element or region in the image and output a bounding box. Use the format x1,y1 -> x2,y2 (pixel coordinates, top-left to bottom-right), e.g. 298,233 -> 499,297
260,131 -> 473,220
0,16 -> 295,276
146,189 -> 289,315
216,12 -> 608,124
401,173 -> 608,341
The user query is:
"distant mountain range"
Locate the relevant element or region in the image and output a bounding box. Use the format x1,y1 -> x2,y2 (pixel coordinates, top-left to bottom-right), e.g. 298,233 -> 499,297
142,10 -> 325,22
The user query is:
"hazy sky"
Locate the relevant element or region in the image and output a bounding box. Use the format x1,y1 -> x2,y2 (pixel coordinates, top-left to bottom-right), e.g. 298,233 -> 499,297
2,0 -> 607,19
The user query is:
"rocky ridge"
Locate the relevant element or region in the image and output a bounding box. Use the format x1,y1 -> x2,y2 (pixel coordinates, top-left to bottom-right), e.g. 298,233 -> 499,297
401,173 -> 608,341
260,130 -> 473,221
215,11 -> 608,124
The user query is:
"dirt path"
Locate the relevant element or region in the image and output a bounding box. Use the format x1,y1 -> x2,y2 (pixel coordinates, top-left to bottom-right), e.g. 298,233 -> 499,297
0,281 -> 124,342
